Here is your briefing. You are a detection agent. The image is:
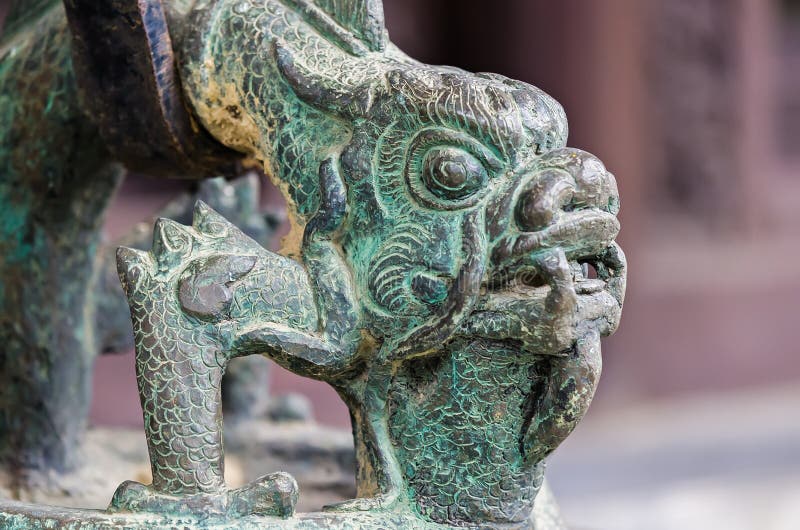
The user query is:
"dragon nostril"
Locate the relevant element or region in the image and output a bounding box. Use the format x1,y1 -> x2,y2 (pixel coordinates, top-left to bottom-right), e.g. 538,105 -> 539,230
515,170 -> 575,232
516,192 -> 554,232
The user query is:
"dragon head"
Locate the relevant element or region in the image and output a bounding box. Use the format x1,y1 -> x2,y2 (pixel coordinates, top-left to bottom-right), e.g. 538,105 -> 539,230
60,0 -> 624,359
108,0 -> 628,523
272,43 -> 625,359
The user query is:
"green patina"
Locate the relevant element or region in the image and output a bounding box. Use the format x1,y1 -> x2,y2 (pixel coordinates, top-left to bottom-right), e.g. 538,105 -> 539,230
0,2 -> 281,474
0,1 -> 626,528
0,3 -> 120,472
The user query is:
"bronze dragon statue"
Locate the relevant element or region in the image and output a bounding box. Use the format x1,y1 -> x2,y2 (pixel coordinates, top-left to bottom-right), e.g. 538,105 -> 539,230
0,0 -> 626,528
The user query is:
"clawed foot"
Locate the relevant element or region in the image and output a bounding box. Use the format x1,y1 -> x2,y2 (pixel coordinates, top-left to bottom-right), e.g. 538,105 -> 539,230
109,473 -> 298,519
227,472 -> 298,518
323,492 -> 399,513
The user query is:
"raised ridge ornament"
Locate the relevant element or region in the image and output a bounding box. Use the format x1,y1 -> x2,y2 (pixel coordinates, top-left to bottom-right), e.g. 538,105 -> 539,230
0,0 -> 626,528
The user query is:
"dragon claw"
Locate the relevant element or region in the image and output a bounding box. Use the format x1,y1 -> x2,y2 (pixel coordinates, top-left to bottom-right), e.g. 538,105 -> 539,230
535,248 -> 571,281
108,473 -> 299,519
303,156 -> 348,242
107,481 -> 226,517
226,472 -> 299,519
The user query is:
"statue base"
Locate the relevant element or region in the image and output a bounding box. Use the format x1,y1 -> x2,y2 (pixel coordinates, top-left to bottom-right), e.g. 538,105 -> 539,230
0,500 -> 554,529
0,423 -> 565,529
0,488 -> 564,529
0,420 -> 354,513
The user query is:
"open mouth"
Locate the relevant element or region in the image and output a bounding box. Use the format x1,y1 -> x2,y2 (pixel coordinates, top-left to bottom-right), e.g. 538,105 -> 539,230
485,252 -> 615,296
473,240 -> 626,351
487,210 -> 624,302
573,261 -> 607,295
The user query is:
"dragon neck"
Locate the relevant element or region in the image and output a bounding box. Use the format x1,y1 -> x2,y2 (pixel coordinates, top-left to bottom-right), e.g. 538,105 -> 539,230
178,0 -> 374,255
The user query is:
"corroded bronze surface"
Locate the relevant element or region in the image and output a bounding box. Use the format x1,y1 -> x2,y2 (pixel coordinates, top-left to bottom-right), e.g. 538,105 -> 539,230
0,3 -> 119,474
0,0 -> 272,470
63,0 -> 241,176
0,0 -> 626,528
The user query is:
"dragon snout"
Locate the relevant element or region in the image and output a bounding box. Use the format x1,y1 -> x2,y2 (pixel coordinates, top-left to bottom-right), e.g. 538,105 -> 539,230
510,149 -> 620,257
489,148 -> 622,282
514,149 -> 619,233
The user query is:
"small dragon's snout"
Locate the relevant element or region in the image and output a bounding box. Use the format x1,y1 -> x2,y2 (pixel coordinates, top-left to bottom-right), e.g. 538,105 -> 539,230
116,246 -> 152,296
514,149 -> 619,234
488,148 -> 622,282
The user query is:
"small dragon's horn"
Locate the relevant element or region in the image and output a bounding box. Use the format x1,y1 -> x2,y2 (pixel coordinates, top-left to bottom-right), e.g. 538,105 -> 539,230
274,40 -> 376,119
193,201 -> 234,238
152,218 -> 194,269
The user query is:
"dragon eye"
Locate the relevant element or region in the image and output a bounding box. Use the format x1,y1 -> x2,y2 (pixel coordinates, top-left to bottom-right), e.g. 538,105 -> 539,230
403,129 -> 501,210
422,147 -> 488,201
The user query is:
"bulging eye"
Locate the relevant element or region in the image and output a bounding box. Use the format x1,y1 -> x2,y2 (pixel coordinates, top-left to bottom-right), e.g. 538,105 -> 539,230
404,129 -> 501,210
422,147 -> 488,201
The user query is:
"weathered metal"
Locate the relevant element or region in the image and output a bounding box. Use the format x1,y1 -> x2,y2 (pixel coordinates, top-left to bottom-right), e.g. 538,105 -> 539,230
0,1 -> 120,474
62,0 -> 241,177
0,0 -> 626,528
0,0 -> 272,481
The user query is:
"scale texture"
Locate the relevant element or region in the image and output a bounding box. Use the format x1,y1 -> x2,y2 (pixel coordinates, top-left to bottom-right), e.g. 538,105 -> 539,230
0,0 -> 626,528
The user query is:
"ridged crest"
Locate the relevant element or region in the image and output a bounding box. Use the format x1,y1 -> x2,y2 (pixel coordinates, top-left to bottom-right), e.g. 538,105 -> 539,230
152,218 -> 194,271
193,200 -> 232,239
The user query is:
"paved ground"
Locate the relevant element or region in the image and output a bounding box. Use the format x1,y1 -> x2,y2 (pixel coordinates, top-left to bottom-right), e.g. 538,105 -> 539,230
0,422 -> 356,514
547,384 -> 800,530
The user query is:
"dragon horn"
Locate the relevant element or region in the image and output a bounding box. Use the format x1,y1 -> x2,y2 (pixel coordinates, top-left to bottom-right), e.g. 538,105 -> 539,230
274,40 -> 376,120
193,201 -> 233,237
152,218 -> 194,260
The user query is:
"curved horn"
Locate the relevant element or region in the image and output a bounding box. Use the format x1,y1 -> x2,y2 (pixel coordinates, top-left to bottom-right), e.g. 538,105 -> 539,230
62,0 -> 240,177
274,40 -> 375,119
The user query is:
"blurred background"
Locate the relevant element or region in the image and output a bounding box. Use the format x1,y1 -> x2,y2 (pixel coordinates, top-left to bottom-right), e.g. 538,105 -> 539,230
3,1 -> 799,528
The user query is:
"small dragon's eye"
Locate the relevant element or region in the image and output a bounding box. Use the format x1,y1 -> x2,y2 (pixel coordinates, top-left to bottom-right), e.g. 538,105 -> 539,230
422,147 -> 488,201
404,128 -> 501,210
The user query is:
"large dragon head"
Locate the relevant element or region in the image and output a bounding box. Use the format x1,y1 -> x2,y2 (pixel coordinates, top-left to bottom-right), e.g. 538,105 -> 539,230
162,0 -> 627,361
273,41 -> 627,524
60,0 -> 625,361
102,0 -> 627,524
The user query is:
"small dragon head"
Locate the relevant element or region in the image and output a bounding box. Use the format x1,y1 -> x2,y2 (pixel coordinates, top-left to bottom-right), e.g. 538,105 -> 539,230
274,42 -> 625,358
114,203 -> 307,512
116,202 -> 318,387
